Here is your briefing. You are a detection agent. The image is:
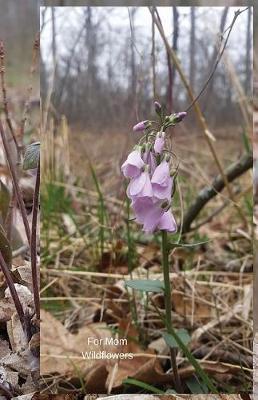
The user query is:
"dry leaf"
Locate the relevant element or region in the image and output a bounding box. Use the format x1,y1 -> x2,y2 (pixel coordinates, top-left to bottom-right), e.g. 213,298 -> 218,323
40,309 -> 117,376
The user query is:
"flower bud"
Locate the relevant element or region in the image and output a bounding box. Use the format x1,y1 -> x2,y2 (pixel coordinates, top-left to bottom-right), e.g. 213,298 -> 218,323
154,101 -> 162,115
173,111 -> 187,123
133,120 -> 151,132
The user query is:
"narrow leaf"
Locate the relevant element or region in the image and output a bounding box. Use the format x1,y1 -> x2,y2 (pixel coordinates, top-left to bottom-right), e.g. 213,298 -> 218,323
125,279 -> 164,293
123,378 -> 165,394
186,376 -> 208,394
163,328 -> 190,348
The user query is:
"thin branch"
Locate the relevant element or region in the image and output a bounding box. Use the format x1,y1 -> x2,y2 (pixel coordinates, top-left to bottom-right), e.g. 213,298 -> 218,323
190,183 -> 252,231
30,159 -> 40,320
0,250 -> 25,328
185,7 -> 249,113
0,120 -> 31,243
182,152 -> 252,233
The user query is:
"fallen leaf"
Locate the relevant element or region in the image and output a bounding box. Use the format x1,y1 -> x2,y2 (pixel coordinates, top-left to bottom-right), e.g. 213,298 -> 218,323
40,309 -> 117,376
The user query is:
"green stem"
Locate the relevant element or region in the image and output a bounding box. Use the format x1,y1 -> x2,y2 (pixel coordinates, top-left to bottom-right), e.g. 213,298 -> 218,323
161,230 -> 182,392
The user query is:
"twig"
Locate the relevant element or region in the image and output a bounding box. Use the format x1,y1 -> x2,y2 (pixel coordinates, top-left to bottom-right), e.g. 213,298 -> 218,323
0,250 -> 25,328
4,190 -> 15,242
30,159 -> 40,320
182,152 -> 252,233
150,6 -> 248,228
0,120 -> 31,243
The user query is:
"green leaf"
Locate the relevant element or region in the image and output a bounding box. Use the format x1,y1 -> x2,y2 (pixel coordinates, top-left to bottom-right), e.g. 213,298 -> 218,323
125,279 -> 164,293
0,180 -> 10,221
186,376 -> 209,394
163,329 -> 190,348
0,224 -> 12,268
23,142 -> 40,170
123,378 -> 165,394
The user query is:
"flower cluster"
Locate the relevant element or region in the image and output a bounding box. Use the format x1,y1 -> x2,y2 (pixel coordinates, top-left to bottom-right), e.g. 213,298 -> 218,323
121,103 -> 186,234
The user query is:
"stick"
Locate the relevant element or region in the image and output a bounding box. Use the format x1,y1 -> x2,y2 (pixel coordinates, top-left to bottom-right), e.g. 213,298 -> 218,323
182,152 -> 252,233
30,159 -> 40,320
0,120 -> 31,243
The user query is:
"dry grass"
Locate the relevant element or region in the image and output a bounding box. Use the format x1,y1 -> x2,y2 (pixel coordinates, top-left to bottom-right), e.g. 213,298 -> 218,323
40,118 -> 252,395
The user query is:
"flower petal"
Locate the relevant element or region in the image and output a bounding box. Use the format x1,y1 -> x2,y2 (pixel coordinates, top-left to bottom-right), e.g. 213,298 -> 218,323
151,160 -> 170,186
154,134 -> 165,154
121,150 -> 144,178
158,210 -> 177,232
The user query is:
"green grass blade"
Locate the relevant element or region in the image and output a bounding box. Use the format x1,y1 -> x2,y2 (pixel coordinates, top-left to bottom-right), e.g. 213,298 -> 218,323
123,378 -> 165,394
89,162 -> 106,258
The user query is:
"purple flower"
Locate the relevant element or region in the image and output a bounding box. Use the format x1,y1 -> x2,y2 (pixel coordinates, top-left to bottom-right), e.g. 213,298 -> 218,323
142,147 -> 156,176
133,120 -> 150,132
151,160 -> 173,201
127,169 -> 153,199
154,101 -> 162,115
121,148 -> 144,178
132,197 -> 165,233
154,132 -> 165,154
174,111 -> 187,123
158,210 -> 177,232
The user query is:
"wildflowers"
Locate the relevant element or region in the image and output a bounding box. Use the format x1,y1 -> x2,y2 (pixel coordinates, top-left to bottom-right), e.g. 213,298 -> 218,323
122,103 -> 186,234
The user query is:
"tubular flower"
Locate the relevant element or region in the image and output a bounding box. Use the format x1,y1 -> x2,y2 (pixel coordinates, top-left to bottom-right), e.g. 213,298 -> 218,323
158,210 -> 177,232
127,169 -> 153,199
121,148 -> 144,178
151,159 -> 173,201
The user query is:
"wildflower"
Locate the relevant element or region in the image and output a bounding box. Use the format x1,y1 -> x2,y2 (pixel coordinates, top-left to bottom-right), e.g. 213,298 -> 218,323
154,132 -> 165,154
133,120 -> 150,132
158,210 -> 177,232
127,168 -> 153,199
121,148 -> 144,178
131,197 -> 165,234
151,159 -> 173,201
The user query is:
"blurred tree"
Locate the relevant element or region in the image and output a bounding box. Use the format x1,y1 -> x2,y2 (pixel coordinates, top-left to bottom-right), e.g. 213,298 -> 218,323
245,6 -> 252,95
189,7 -> 196,93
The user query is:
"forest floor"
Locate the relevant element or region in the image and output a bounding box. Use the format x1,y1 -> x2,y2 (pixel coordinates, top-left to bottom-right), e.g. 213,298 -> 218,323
41,122 -> 253,396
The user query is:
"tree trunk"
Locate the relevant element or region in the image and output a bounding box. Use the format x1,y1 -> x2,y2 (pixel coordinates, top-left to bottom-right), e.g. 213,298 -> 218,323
167,7 -> 179,112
